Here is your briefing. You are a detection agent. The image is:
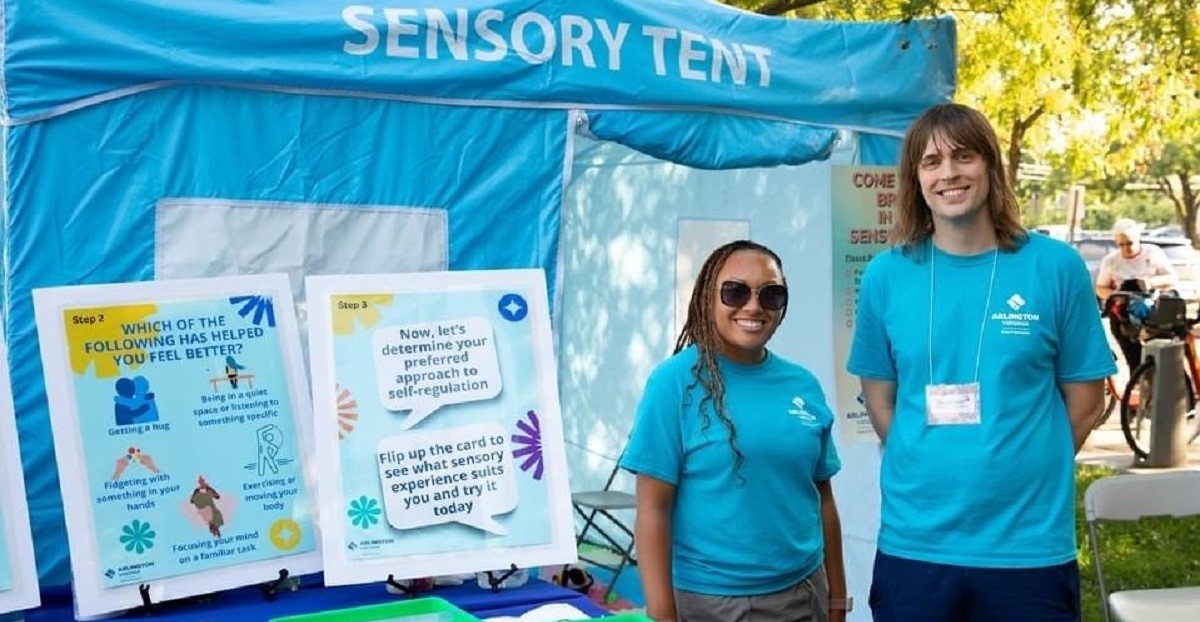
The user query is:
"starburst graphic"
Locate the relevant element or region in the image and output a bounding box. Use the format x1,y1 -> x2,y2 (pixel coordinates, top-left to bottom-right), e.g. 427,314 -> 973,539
512,410 -> 545,480
336,384 -> 358,440
229,295 -> 276,327
119,519 -> 156,554
347,496 -> 381,529
64,304 -> 159,378
331,295 -> 394,335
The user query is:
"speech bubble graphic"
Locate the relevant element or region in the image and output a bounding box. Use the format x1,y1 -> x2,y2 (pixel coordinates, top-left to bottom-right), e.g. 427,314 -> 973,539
376,423 -> 518,535
373,317 -> 502,429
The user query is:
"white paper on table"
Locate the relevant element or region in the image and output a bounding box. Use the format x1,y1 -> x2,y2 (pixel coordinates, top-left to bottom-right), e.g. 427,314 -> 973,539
483,602 -> 591,621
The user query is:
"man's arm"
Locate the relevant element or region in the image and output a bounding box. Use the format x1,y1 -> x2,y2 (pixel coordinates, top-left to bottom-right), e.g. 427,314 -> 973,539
817,479 -> 848,622
860,378 -> 897,443
1060,380 -> 1107,452
635,475 -> 677,622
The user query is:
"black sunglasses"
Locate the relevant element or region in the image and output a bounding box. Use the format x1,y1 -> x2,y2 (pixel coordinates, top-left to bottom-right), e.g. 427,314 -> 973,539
719,281 -> 788,311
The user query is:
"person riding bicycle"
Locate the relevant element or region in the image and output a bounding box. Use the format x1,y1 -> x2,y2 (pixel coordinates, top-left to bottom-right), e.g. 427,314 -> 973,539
1095,218 -> 1177,369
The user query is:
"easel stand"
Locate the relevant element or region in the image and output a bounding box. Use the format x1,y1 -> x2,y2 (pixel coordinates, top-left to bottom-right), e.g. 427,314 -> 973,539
384,574 -> 417,598
482,564 -> 520,593
132,567 -> 292,616
260,568 -> 295,602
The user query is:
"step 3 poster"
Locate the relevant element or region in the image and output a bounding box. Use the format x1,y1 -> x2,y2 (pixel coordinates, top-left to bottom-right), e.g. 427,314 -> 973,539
307,269 -> 574,585
33,274 -> 320,619
0,335 -> 40,614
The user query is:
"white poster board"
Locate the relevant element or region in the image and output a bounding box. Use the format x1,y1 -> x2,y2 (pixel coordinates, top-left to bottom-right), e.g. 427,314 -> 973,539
33,275 -> 321,619
0,335 -> 40,614
307,269 -> 575,585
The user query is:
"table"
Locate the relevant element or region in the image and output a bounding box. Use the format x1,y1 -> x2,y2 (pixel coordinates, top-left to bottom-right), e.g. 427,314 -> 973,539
22,575 -> 607,621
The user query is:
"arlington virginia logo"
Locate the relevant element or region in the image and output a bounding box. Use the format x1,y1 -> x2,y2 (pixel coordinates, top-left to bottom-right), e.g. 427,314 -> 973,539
991,293 -> 1040,336
788,396 -> 818,426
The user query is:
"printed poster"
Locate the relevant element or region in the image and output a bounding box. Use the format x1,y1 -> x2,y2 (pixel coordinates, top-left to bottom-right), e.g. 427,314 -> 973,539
308,270 -> 575,585
831,165 -> 897,444
34,275 -> 320,618
0,335 -> 40,614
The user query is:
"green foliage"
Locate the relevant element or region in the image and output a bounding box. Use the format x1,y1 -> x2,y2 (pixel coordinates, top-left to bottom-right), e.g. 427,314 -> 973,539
720,1 -> 1200,237
1075,465 -> 1200,622
1021,189 -> 1176,230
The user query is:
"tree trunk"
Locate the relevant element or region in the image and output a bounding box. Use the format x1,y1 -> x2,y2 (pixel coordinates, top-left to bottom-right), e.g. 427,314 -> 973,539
1157,174 -> 1198,248
1005,105 -> 1046,192
1179,171 -> 1198,248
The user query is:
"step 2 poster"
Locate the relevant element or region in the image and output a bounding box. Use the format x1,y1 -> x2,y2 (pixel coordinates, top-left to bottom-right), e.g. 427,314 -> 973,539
0,335 -> 40,614
34,274 -> 320,619
307,269 -> 574,585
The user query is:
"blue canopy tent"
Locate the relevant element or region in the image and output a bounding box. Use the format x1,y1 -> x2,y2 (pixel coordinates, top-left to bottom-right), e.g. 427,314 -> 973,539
1,0 -> 955,615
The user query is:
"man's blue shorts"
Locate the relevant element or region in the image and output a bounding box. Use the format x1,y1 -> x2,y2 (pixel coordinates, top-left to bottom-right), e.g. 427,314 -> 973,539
869,550 -> 1081,622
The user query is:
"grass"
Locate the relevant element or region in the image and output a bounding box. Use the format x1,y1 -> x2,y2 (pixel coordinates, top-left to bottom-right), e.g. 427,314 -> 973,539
1075,465 -> 1200,621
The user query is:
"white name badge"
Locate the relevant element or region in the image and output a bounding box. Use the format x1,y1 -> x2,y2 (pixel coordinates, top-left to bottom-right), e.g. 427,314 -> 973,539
925,383 -> 981,425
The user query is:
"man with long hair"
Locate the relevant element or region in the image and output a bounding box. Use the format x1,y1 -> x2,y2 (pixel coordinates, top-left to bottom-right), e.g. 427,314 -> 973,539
847,104 -> 1114,621
623,240 -> 848,622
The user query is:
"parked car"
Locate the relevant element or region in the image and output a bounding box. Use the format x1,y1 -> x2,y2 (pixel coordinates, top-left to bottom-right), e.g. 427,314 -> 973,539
1070,236 -> 1200,302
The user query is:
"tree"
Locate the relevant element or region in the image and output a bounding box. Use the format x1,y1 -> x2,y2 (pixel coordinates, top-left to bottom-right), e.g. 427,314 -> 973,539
1083,1 -> 1200,243
722,0 -> 1200,240
725,0 -> 829,15
726,1 -> 1088,201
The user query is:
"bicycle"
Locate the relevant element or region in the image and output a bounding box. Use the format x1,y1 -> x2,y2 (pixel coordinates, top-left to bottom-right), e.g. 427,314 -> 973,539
1097,354 -> 1121,430
1105,291 -> 1200,461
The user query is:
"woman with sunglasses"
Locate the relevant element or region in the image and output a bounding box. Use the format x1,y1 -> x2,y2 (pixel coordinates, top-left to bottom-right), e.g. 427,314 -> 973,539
620,240 -> 847,622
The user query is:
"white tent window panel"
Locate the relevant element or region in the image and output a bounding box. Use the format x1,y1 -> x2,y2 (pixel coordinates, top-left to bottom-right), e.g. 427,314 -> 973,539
674,219 -> 750,339
155,198 -> 450,321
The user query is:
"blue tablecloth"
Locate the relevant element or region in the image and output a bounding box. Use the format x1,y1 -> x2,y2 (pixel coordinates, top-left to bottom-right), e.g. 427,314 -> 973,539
22,575 -> 604,621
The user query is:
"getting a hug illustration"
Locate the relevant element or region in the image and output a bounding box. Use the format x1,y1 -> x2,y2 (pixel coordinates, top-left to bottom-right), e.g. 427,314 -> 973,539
112,376 -> 159,426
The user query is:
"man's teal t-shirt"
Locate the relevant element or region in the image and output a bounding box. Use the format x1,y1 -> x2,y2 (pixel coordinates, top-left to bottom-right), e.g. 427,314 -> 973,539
621,346 -> 841,595
848,233 -> 1116,567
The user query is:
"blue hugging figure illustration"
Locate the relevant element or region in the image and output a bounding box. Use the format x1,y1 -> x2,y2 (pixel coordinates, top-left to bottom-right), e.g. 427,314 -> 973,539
113,376 -> 160,426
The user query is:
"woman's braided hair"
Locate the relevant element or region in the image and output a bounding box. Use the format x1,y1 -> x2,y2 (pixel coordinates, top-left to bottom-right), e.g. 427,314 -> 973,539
673,240 -> 786,477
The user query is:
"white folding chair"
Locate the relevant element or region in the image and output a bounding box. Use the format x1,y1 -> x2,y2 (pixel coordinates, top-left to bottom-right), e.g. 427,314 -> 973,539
1084,470 -> 1200,622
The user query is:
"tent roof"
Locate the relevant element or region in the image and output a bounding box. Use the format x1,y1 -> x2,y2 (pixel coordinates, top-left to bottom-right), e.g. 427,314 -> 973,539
1,0 -> 956,132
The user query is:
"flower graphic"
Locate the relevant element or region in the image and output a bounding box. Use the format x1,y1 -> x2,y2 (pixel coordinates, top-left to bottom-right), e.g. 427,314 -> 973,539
331,295 -> 394,335
347,496 -> 381,529
119,519 -> 156,554
336,384 -> 359,440
512,410 -> 545,480
229,295 -> 276,327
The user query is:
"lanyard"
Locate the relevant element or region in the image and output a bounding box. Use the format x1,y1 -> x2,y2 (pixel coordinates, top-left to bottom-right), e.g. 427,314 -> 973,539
928,244 -> 999,385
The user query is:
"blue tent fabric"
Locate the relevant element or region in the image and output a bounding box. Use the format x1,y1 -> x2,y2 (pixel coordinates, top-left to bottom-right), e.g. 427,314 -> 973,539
584,110 -> 839,170
5,85 -> 569,584
1,1 -> 955,133
0,0 -> 957,590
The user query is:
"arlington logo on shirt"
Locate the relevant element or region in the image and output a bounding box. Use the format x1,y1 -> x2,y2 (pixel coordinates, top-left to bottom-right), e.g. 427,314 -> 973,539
788,396 -> 819,426
991,292 -> 1041,336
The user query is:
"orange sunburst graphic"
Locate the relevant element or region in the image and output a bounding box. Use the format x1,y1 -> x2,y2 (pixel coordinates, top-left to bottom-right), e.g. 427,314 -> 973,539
336,384 -> 358,440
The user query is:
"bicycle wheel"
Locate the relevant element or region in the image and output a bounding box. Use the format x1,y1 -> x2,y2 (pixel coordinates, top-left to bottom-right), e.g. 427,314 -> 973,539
1121,359 -> 1155,460
1094,377 -> 1119,430
1121,358 -> 1198,460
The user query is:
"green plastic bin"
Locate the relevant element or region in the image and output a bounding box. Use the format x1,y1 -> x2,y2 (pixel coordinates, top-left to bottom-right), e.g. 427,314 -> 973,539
599,614 -> 654,621
268,597 -> 480,622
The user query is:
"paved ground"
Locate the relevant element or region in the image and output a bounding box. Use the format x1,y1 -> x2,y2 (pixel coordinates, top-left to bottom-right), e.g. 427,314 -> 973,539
1077,328 -> 1200,472
1078,413 -> 1200,472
